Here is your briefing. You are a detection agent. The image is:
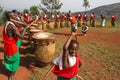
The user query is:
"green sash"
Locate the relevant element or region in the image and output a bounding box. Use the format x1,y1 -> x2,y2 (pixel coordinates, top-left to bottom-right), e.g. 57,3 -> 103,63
57,76 -> 76,80
4,39 -> 22,72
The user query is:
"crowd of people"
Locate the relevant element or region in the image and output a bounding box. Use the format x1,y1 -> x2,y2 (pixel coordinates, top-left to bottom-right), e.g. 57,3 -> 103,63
1,9 -> 117,80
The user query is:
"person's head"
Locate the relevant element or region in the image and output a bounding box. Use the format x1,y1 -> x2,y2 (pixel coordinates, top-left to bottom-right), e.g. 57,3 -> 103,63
68,39 -> 79,56
6,12 -> 12,21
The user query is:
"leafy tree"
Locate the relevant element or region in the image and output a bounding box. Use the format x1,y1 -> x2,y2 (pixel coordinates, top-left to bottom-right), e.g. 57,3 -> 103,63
39,0 -> 63,15
0,10 -> 8,25
0,6 -> 3,13
23,9 -> 29,15
30,6 -> 40,15
83,0 -> 90,11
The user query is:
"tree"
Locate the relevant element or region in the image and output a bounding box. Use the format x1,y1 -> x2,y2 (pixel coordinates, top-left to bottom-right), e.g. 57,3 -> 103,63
83,0 -> 90,11
30,6 -> 40,15
39,0 -> 63,15
23,9 -> 29,15
0,6 -> 3,14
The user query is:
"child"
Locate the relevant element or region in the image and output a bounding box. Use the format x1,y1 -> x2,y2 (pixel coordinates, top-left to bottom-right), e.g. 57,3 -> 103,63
52,32 -> 82,80
81,22 -> 89,36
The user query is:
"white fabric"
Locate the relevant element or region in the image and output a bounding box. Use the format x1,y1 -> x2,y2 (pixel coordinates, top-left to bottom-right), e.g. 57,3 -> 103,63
53,54 -> 76,70
102,19 -> 106,27
5,21 -> 16,33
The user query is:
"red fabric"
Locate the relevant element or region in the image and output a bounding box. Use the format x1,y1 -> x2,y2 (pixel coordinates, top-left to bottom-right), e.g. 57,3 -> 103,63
83,14 -> 88,21
90,14 -> 95,20
24,13 -> 30,23
2,24 -> 18,56
56,15 -> 60,21
69,16 -> 77,25
111,16 -> 116,22
52,54 -> 81,78
78,14 -> 82,20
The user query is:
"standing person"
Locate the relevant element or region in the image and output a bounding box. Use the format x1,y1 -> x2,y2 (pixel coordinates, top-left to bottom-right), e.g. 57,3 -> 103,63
52,32 -> 82,80
100,14 -> 106,27
83,13 -> 89,25
111,13 -> 117,27
24,11 -> 30,24
77,12 -> 83,27
68,13 -> 78,33
2,11 -> 28,80
81,22 -> 89,36
56,12 -> 61,28
90,12 -> 95,27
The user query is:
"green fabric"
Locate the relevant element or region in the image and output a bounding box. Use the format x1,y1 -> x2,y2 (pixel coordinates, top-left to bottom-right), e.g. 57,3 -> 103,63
4,52 -> 20,72
112,22 -> 117,27
77,21 -> 80,27
16,39 -> 23,49
57,76 -> 76,80
71,23 -> 77,31
65,21 -> 68,26
4,39 -> 22,72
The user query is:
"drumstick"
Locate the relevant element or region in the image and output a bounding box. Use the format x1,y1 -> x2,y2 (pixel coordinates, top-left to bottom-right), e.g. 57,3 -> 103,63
76,75 -> 84,80
10,18 -> 26,25
44,64 -> 54,78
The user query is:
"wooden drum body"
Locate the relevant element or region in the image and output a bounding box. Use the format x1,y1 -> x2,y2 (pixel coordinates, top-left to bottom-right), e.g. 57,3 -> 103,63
32,32 -> 55,65
56,20 -> 60,28
48,20 -> 55,29
37,21 -> 42,30
29,29 -> 43,49
61,20 -> 65,28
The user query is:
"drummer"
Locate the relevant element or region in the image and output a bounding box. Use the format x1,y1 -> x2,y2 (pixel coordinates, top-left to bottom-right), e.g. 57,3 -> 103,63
67,12 -> 78,33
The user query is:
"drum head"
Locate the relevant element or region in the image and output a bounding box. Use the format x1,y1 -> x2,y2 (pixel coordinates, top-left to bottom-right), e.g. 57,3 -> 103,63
30,29 -> 43,33
29,26 -> 36,29
32,32 -> 55,40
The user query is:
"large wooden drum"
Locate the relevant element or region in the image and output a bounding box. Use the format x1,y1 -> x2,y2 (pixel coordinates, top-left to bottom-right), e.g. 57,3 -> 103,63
37,21 -> 42,30
61,21 -> 65,28
48,20 -> 55,29
56,20 -> 60,28
29,29 -> 43,50
42,21 -> 47,31
32,32 -> 55,65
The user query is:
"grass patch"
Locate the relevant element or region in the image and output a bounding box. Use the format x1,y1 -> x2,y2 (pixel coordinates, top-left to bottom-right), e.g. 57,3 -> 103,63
79,41 -> 120,80
100,27 -> 120,33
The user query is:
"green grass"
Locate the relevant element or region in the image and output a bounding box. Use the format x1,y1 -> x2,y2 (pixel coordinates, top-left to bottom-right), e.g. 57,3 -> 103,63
79,42 -> 120,80
27,23 -> 120,80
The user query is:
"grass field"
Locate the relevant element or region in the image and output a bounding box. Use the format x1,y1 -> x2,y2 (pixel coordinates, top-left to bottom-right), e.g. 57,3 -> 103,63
26,24 -> 120,80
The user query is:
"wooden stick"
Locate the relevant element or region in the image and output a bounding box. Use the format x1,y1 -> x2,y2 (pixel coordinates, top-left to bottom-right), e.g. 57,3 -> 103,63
10,18 -> 26,25
44,64 -> 54,78
76,75 -> 84,80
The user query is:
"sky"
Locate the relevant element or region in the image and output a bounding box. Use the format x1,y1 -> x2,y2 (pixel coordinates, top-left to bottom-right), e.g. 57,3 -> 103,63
0,0 -> 120,12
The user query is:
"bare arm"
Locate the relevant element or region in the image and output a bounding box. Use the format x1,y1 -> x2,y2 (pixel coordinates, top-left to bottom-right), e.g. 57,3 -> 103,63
62,32 -> 76,68
10,24 -> 27,39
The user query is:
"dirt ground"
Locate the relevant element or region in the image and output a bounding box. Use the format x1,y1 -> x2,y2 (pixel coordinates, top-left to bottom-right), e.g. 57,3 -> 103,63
0,25 -> 120,80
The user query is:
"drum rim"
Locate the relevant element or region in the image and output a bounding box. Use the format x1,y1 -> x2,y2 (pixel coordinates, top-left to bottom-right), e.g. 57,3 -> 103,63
32,32 -> 55,40
30,29 -> 43,32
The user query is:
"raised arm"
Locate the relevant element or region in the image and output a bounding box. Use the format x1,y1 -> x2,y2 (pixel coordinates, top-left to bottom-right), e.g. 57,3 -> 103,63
62,32 -> 76,68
